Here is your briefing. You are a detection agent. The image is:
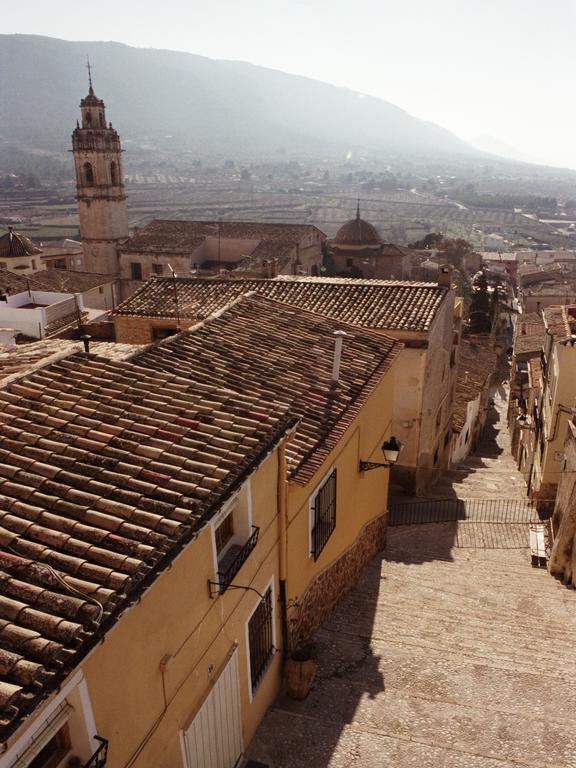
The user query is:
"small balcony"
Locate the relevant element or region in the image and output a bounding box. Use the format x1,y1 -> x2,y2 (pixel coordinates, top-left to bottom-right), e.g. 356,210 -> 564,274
215,526 -> 260,594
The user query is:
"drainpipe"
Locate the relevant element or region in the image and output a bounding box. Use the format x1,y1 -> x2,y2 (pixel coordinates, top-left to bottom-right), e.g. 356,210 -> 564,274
278,425 -> 297,656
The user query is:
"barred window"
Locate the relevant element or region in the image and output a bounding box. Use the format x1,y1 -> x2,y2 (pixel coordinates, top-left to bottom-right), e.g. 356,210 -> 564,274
248,587 -> 274,693
311,469 -> 336,561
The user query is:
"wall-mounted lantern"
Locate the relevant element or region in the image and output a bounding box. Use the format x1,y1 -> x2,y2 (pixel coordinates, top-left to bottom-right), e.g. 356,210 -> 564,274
359,436 -> 403,473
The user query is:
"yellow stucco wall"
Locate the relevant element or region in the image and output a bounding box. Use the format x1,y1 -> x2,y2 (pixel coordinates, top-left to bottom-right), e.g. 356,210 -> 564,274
285,367 -> 395,606
81,447 -> 283,768
538,342 -> 576,494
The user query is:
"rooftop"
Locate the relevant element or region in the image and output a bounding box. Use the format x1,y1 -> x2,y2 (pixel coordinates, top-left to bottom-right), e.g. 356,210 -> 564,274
543,305 -> 576,341
0,294 -> 401,737
513,312 -> 546,357
120,219 -> 324,255
0,269 -> 114,296
333,216 -> 381,246
453,340 -> 498,432
0,229 -> 42,259
114,276 -> 448,333
0,339 -> 139,385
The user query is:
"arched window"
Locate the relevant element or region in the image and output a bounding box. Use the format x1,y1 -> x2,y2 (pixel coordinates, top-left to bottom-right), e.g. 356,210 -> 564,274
84,162 -> 94,186
110,161 -> 118,185
86,111 -> 92,127
99,111 -> 105,127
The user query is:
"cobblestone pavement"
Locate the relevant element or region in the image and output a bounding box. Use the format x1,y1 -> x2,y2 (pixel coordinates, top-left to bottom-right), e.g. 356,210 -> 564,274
247,387 -> 576,766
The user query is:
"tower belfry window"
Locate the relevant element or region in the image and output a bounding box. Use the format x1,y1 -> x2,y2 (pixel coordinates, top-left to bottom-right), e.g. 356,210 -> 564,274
84,162 -> 94,186
86,112 -> 92,127
110,162 -> 118,185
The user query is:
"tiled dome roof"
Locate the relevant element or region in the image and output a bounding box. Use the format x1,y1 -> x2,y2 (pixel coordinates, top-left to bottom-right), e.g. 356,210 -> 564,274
334,205 -> 381,245
0,228 -> 42,258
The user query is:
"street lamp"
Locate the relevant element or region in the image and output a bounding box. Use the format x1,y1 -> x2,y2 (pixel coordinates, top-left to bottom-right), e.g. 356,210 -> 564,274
359,436 -> 403,473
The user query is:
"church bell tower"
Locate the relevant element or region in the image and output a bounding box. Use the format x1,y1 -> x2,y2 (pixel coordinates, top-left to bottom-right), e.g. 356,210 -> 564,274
72,63 -> 128,275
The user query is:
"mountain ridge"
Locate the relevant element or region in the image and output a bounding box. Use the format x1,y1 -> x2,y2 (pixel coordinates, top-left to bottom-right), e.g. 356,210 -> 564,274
0,34 -> 477,160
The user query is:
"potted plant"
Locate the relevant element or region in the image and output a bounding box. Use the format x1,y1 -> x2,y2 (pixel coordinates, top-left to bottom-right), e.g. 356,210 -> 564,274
285,642 -> 317,700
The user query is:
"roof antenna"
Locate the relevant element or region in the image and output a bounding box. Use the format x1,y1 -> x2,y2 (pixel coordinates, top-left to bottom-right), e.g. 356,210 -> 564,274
86,56 -> 94,93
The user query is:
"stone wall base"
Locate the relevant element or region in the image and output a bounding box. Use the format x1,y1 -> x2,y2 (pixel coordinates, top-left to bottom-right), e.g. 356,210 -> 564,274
289,514 -> 387,649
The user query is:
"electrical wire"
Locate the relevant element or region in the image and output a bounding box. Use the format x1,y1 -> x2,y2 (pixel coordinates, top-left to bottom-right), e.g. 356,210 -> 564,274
6,545 -> 105,623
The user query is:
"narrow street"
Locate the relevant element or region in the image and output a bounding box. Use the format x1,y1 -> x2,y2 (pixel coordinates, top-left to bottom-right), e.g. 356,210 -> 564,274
247,387 -> 576,766
424,383 -> 527,501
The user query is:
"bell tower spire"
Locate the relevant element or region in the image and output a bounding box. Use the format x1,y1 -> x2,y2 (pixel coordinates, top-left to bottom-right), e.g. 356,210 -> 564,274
86,56 -> 94,92
72,65 -> 128,275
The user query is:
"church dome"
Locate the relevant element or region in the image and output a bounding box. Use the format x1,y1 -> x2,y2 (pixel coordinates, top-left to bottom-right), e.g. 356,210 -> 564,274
0,228 -> 42,258
334,205 -> 381,245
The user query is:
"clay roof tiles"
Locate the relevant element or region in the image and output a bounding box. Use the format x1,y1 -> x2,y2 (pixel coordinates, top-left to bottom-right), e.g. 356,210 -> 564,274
0,230 -> 41,259
0,269 -> 113,295
114,275 -> 447,332
452,341 -> 498,432
543,305 -> 573,341
0,340 -> 139,386
121,219 -> 323,254
0,293 -> 401,738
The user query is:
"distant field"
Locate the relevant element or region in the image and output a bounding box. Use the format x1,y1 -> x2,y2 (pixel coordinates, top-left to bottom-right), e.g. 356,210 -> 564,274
4,180 -> 575,250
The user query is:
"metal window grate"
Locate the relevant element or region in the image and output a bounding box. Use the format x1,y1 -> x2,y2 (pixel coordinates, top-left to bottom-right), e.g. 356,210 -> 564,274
248,588 -> 274,692
312,469 -> 337,561
83,736 -> 109,768
217,526 -> 259,594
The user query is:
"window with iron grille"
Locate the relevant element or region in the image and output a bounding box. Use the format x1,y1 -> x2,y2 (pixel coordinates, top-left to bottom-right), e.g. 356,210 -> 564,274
310,469 -> 337,561
248,587 -> 274,693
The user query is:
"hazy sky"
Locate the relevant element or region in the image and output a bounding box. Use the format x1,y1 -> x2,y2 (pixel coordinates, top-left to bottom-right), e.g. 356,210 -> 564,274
5,0 -> 576,168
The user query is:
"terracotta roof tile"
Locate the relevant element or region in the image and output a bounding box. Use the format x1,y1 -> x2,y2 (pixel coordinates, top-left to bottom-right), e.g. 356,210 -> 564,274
113,275 -> 447,332
120,219 -> 322,256
452,341 -> 498,432
0,269 -> 113,296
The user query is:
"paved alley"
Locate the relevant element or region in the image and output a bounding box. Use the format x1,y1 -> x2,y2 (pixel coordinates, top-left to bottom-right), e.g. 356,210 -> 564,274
424,383 -> 527,500
246,386 -> 576,767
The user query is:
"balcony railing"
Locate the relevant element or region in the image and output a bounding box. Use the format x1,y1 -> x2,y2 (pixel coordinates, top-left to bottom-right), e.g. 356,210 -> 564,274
83,737 -> 108,768
216,526 -> 260,594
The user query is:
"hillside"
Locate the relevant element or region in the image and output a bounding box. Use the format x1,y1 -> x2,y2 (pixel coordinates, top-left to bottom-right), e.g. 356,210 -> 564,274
0,34 -> 477,160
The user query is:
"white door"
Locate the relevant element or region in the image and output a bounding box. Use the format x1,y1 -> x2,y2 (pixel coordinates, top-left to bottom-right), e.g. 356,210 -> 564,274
182,649 -> 243,768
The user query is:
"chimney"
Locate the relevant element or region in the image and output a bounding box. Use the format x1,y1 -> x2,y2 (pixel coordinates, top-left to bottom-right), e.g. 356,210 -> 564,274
332,330 -> 348,384
81,334 -> 92,355
438,264 -> 452,287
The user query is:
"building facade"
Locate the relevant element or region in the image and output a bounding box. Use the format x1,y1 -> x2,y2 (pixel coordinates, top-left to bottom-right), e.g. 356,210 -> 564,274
548,416 -> 576,585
